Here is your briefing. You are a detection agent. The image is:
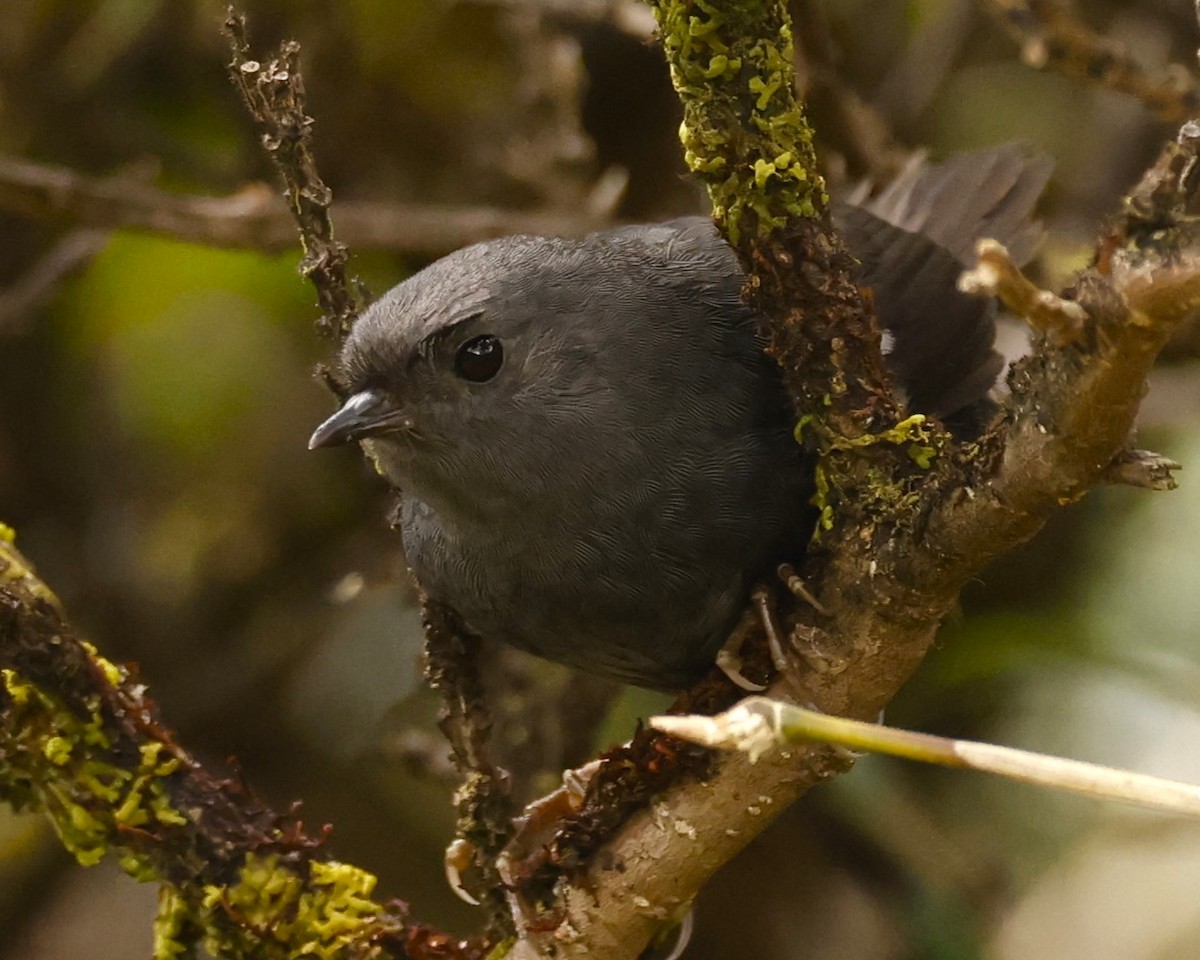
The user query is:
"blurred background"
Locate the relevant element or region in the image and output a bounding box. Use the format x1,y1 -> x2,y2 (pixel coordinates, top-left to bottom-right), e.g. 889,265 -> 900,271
1,0 -> 1199,957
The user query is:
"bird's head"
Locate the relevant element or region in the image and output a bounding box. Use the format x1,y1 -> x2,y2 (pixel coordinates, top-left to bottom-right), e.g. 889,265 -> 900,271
308,235 -> 621,516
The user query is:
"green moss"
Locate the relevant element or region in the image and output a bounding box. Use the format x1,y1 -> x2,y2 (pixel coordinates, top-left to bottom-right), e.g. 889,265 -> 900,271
651,0 -> 827,243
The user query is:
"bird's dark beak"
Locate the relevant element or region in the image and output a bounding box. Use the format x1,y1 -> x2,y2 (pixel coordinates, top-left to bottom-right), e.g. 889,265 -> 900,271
308,389 -> 409,450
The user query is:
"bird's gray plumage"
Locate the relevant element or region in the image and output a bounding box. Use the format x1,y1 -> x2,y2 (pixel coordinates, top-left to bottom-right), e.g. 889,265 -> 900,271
315,145 -> 1051,689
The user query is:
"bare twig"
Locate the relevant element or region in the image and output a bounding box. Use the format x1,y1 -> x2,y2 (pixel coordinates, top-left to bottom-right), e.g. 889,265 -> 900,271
0,152 -> 614,255
221,11 -> 357,339
982,0 -> 1200,125
958,237 -> 1089,344
0,229 -> 108,334
652,697 -> 1200,817
1104,449 -> 1182,491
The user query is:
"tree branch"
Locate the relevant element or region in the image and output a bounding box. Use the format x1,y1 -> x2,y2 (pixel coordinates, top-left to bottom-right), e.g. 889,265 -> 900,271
0,153 -> 615,260
981,0 -> 1200,125
0,530 -> 480,960
220,15 -> 521,950
220,10 -> 356,340
421,600 -> 516,938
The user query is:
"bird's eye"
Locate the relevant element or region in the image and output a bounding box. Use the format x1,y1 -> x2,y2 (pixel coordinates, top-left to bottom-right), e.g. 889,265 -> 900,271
454,334 -> 504,383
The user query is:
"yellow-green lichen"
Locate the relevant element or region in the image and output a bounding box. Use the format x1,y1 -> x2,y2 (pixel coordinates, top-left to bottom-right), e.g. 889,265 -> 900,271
839,415 -> 938,470
43,736 -> 72,766
651,0 -> 828,244
3,669 -> 30,707
154,886 -> 191,960
802,415 -> 944,537
485,938 -> 517,960
83,641 -> 124,686
197,853 -> 384,960
811,462 -> 835,532
0,657 -> 188,876
0,531 -> 60,606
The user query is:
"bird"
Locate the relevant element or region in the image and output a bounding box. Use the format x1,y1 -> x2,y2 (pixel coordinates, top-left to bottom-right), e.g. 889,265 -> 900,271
309,144 -> 1051,691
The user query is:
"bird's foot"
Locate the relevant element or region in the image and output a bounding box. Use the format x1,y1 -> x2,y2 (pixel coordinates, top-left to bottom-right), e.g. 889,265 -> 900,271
777,563 -> 829,615
715,610 -> 768,691
445,758 -> 604,912
751,585 -> 789,672
495,759 -> 602,889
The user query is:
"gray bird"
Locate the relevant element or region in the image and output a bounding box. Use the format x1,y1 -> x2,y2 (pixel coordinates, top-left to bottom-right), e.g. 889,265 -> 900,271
310,145 -> 1051,690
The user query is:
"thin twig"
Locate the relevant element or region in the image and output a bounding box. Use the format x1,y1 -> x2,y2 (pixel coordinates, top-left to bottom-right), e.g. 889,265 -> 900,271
421,599 -> 516,940
959,237 -> 1089,344
652,697 -> 1200,817
0,229 -> 108,334
221,10 -> 357,339
0,152 -> 614,255
982,0 -> 1200,125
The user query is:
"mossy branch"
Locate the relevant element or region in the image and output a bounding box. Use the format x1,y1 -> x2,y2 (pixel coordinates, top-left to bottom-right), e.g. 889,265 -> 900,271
651,0 -> 910,535
0,529 -> 479,960
652,0 -> 827,239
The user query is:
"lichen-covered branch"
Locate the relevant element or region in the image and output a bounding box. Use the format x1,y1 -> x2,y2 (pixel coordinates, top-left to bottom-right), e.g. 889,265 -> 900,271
652,0 -> 907,507
924,127 -> 1200,571
654,0 -> 825,233
0,529 -> 479,960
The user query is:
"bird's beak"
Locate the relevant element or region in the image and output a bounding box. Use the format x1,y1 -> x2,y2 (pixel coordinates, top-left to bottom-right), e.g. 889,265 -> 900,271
308,389 -> 409,449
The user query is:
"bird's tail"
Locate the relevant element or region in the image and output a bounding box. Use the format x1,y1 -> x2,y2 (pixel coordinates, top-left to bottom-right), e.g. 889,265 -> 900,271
836,143 -> 1053,429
